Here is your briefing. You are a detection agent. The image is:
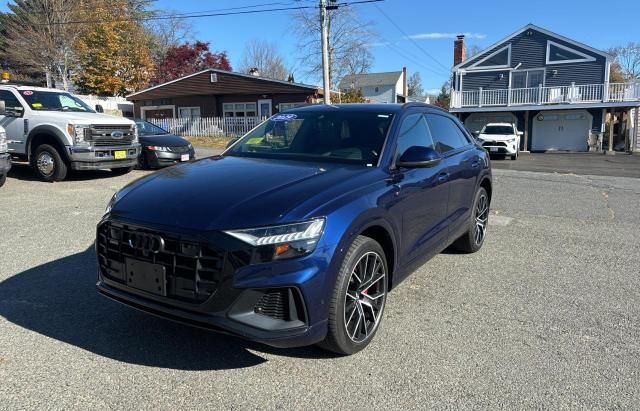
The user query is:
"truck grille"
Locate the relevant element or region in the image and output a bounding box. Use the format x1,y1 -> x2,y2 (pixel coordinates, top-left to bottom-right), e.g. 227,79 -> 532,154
97,221 -> 224,304
89,125 -> 135,146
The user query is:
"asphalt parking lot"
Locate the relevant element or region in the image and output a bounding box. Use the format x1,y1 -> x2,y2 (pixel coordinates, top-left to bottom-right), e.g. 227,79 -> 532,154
1,150 -> 639,409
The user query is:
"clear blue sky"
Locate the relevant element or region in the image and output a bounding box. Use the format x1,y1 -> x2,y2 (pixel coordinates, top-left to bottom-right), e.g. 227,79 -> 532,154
2,0 -> 638,93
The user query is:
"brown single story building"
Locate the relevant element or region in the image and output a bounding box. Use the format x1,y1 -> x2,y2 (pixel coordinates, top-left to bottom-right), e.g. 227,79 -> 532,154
126,69 -> 323,119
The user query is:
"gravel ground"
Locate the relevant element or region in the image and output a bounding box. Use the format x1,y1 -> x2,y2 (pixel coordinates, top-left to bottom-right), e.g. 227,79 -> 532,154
0,151 -> 639,409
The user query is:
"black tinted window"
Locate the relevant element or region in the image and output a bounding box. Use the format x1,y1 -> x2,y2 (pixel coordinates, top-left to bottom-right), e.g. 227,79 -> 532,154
0,90 -> 22,110
426,114 -> 470,153
395,113 -> 434,161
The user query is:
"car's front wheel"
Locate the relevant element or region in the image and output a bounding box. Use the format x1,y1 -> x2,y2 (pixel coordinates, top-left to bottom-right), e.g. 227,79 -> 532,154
0,174 -> 6,188
319,235 -> 388,355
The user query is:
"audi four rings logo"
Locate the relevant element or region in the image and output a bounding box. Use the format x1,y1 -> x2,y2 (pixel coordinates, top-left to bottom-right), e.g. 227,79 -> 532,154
128,232 -> 165,254
111,131 -> 124,139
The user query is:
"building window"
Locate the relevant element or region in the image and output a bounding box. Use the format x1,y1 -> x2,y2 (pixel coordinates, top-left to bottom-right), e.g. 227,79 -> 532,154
178,106 -> 201,119
279,102 -> 305,111
468,44 -> 511,69
223,102 -> 257,117
546,41 -> 596,64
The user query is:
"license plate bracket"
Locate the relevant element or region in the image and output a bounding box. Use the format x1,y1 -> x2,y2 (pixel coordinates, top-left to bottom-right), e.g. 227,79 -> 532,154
489,147 -> 498,152
181,154 -> 190,162
125,258 -> 166,296
114,150 -> 127,160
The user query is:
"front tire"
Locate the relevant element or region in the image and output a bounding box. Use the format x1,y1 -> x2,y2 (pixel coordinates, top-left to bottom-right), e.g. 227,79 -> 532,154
33,144 -> 68,182
319,235 -> 388,355
452,187 -> 490,253
0,174 -> 6,188
511,150 -> 518,160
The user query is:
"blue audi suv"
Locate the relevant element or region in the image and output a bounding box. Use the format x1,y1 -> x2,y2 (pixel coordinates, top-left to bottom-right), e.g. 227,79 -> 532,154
97,103 -> 492,355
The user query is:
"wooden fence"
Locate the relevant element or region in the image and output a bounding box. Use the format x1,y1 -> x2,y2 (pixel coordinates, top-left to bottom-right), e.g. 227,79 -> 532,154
148,117 -> 266,137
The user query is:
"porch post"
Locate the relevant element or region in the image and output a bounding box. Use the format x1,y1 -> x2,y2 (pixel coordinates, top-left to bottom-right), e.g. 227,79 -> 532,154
523,111 -> 529,151
479,87 -> 483,107
607,109 -> 615,154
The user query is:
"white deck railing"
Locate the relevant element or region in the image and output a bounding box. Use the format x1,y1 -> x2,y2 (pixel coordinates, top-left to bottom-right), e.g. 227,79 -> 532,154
451,82 -> 640,109
148,116 -> 267,137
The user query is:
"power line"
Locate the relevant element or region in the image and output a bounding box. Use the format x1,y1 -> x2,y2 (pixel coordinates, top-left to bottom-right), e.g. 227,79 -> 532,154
373,3 -> 451,74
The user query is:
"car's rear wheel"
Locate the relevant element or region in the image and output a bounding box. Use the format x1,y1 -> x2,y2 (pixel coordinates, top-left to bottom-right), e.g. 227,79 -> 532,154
0,174 -> 6,188
319,235 -> 388,355
452,187 -> 489,253
33,144 -> 67,182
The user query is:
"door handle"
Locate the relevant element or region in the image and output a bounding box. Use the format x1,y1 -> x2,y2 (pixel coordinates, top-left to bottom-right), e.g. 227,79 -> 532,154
471,160 -> 480,168
437,172 -> 449,183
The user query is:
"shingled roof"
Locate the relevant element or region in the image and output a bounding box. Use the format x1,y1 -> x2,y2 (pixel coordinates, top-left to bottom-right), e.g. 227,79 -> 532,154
338,71 -> 403,89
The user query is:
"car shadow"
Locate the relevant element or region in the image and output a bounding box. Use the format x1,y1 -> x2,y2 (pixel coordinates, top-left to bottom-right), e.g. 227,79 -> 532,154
7,162 -> 140,182
0,246 -> 334,371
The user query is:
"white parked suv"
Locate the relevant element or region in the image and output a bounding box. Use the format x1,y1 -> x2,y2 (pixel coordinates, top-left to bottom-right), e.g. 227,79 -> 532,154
476,122 -> 523,160
0,85 -> 140,182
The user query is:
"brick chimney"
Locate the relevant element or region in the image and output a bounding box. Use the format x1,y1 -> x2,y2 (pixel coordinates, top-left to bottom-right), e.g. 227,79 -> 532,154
402,66 -> 408,96
454,35 -> 466,66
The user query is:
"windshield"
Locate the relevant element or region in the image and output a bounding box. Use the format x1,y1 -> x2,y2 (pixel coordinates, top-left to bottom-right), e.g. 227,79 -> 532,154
482,125 -> 514,135
20,90 -> 95,113
136,120 -> 169,136
226,110 -> 394,165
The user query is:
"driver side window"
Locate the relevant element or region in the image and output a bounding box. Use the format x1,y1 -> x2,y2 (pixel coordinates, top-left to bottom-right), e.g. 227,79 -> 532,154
395,113 -> 434,162
0,90 -> 23,112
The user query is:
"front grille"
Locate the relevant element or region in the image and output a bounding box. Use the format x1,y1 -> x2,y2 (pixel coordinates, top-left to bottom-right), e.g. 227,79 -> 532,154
253,288 -> 306,322
93,139 -> 133,146
483,141 -> 507,147
97,222 -> 225,304
89,125 -> 135,146
168,145 -> 190,153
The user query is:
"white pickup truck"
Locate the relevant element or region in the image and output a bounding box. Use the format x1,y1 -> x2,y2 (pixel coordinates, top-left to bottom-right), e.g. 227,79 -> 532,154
0,121 -> 9,187
0,85 -> 140,182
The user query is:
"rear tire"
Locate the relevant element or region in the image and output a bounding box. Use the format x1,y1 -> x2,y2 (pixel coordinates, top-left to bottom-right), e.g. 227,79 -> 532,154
0,174 -> 6,188
111,166 -> 134,175
318,235 -> 388,355
452,187 -> 490,253
33,144 -> 67,182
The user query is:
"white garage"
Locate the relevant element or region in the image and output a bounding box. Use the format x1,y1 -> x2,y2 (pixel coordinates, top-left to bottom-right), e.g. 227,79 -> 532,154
532,110 -> 592,152
464,112 -> 517,133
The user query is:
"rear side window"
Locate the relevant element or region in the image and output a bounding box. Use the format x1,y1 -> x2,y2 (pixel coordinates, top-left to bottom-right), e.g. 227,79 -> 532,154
394,113 -> 434,162
425,114 -> 470,153
0,90 -> 22,110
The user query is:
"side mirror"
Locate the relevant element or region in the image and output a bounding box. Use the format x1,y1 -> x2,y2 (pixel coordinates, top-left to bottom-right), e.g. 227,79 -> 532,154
0,100 -> 5,116
517,131 -> 524,136
95,104 -> 104,113
397,146 -> 442,168
472,131 -> 480,137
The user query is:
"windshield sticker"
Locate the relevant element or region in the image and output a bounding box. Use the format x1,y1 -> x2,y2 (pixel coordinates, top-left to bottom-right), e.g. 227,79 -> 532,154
22,90 -> 34,96
271,113 -> 297,122
377,114 -> 390,118
31,103 -> 43,108
246,137 -> 265,145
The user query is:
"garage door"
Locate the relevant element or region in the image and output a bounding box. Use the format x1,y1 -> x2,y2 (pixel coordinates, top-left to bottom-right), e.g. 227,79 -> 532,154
464,113 -> 516,133
532,110 -> 592,151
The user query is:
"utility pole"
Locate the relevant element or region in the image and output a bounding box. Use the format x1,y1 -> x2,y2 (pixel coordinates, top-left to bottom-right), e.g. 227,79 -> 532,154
320,0 -> 331,104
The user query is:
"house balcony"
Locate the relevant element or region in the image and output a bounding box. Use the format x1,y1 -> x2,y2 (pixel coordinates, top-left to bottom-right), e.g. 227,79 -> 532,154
450,82 -> 640,111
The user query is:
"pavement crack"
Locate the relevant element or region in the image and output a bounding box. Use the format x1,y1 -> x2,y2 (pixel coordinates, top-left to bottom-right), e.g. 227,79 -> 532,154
601,191 -> 615,220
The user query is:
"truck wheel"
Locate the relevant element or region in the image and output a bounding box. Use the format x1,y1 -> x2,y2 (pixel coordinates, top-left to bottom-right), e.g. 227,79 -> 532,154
0,174 -> 6,188
33,144 -> 68,182
111,166 -> 133,176
318,235 -> 388,355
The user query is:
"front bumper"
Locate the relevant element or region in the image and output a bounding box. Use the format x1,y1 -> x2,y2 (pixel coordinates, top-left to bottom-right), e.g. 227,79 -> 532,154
68,144 -> 141,170
482,141 -> 518,155
95,219 -> 330,348
143,149 -> 196,168
0,153 -> 11,174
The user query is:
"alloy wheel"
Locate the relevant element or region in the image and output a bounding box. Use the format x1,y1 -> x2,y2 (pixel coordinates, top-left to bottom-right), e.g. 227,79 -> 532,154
344,251 -> 386,343
37,152 -> 55,177
474,193 -> 489,245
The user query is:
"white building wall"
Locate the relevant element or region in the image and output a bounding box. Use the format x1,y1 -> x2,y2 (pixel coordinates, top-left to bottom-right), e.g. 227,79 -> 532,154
360,85 -> 396,103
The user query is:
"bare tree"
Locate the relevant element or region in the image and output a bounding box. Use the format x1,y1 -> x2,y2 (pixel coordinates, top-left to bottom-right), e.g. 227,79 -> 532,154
238,39 -> 289,80
147,12 -> 194,64
468,44 -> 483,58
2,0 -> 80,89
407,72 -> 424,97
292,5 -> 374,88
608,43 -> 640,81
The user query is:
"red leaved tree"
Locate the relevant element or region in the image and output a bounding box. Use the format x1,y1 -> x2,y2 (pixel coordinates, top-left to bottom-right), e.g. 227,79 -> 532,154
151,41 -> 231,84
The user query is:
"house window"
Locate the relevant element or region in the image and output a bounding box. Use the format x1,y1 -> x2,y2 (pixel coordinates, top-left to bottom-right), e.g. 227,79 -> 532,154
223,102 -> 257,117
178,106 -> 201,119
469,45 -> 511,69
279,102 -> 305,111
511,69 -> 545,89
546,41 -> 596,64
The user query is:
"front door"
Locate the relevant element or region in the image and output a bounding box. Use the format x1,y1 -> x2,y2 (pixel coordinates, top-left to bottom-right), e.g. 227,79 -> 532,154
258,99 -> 272,118
392,112 -> 449,270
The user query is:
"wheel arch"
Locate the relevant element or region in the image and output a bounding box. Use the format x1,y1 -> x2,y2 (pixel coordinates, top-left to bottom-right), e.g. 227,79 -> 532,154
360,224 -> 397,290
479,176 -> 492,203
27,125 -> 70,162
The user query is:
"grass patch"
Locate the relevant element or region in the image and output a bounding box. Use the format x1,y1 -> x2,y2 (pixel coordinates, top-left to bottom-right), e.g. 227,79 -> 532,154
184,136 -> 234,149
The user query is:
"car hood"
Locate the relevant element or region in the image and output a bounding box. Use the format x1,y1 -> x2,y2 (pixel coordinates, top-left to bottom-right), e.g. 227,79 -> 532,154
110,156 -> 376,231
479,133 -> 516,141
139,134 -> 188,146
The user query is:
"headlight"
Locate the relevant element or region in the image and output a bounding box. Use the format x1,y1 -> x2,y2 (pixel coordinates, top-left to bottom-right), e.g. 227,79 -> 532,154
67,124 -> 90,145
224,218 -> 325,260
147,146 -> 169,152
0,131 -> 7,152
132,125 -> 139,143
104,192 -> 117,215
